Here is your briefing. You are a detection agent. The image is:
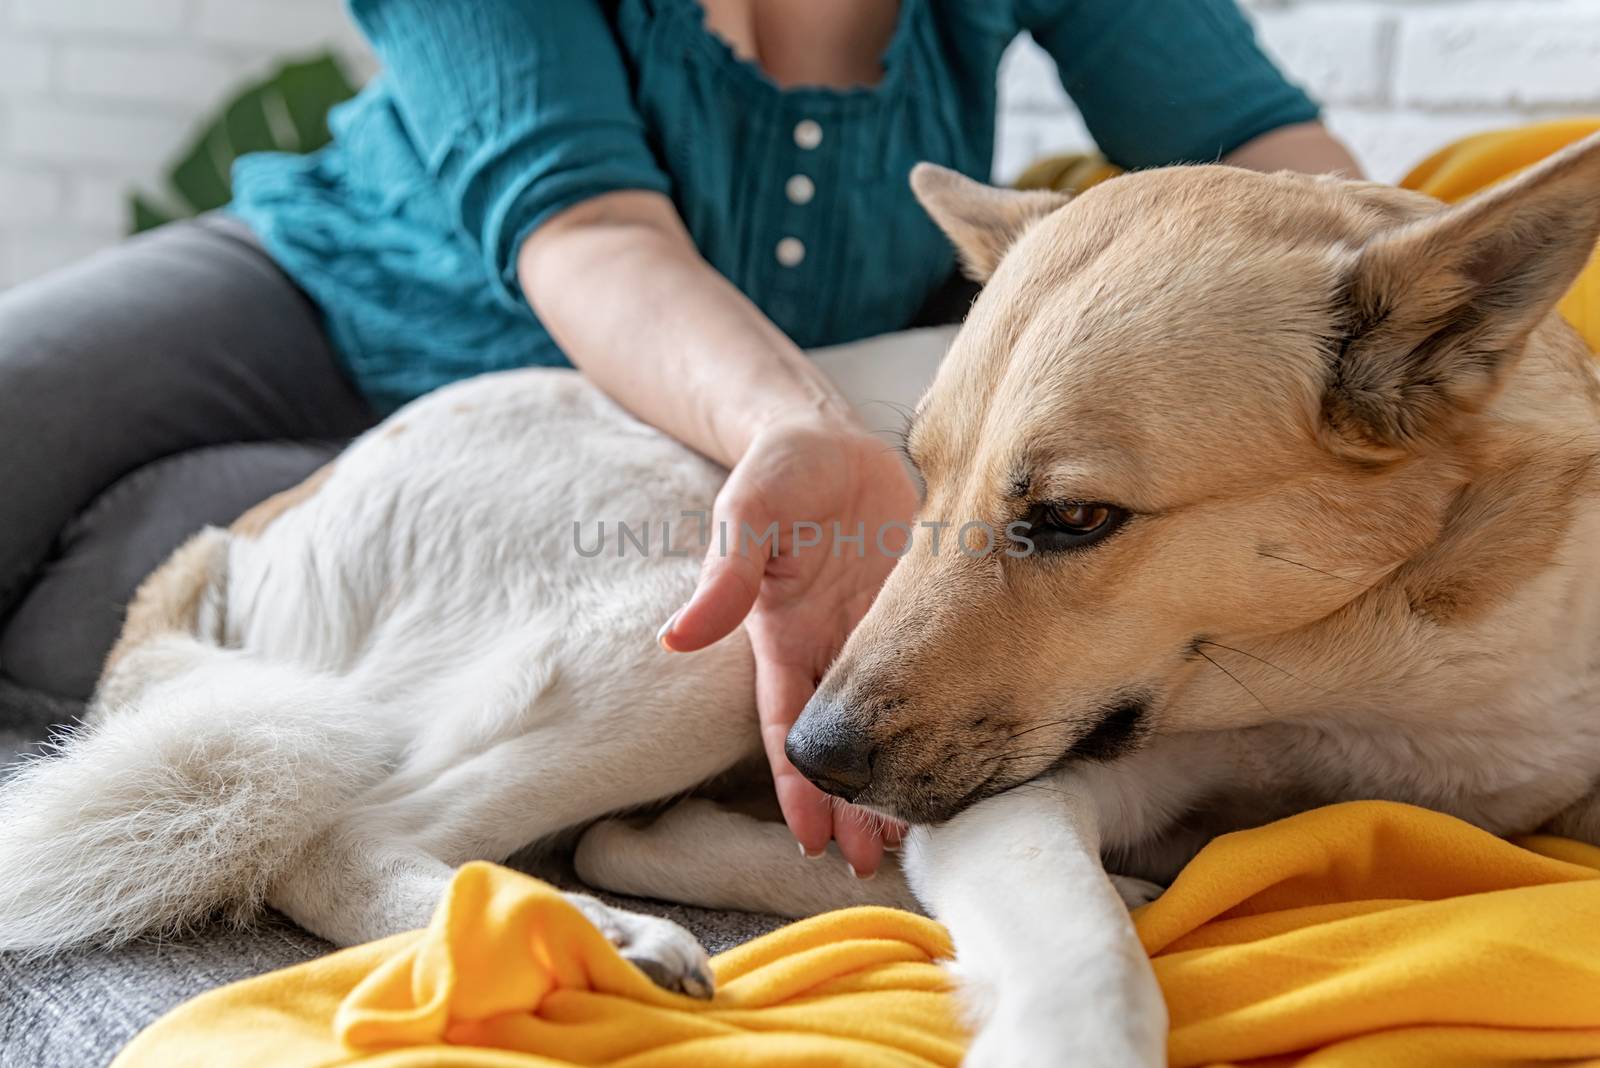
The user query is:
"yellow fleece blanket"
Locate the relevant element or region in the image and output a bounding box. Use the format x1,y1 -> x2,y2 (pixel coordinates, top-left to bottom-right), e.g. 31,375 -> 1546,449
115,802 -> 1600,1068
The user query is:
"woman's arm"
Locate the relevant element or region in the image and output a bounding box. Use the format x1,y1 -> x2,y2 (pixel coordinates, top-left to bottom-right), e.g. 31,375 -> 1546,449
518,191 -> 850,470
1223,120 -> 1364,178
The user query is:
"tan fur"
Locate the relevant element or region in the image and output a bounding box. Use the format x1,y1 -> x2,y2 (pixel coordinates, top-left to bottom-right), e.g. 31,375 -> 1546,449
1398,444 -> 1600,625
231,462 -> 334,539
94,528 -> 230,721
800,136 -> 1600,840
100,531 -> 221,677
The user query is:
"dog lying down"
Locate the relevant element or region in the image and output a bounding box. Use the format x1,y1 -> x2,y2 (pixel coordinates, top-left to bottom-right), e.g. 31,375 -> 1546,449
5,133 -> 1600,1066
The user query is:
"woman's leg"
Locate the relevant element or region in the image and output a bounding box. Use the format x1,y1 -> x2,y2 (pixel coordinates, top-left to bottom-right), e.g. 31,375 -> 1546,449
0,217 -> 377,699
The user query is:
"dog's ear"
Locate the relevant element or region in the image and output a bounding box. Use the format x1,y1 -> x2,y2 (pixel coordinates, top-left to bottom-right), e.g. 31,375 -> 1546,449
910,163 -> 1070,281
1324,131 -> 1600,460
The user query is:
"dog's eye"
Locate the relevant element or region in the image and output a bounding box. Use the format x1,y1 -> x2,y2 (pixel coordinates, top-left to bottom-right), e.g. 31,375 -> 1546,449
1024,501 -> 1126,553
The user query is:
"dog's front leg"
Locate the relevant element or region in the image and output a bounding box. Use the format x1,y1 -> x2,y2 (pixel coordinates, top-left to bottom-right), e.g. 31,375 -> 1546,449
904,777 -> 1166,1068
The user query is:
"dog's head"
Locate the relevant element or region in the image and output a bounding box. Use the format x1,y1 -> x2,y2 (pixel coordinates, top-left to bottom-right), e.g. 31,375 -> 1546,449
787,134 -> 1600,823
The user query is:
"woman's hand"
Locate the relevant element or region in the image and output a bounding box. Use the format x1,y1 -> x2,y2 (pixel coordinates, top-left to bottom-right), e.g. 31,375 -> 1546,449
659,418 -> 918,877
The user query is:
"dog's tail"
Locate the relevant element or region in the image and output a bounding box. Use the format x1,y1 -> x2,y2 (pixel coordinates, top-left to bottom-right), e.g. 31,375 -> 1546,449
0,530 -> 385,955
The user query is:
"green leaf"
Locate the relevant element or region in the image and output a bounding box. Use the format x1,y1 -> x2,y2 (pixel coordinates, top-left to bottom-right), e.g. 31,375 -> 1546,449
129,193 -> 177,235
126,52 -> 359,234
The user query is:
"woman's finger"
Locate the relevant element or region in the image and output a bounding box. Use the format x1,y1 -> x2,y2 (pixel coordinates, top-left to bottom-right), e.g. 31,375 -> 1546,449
832,804 -> 886,878
661,496 -> 767,652
763,713 -> 835,859
758,651 -> 887,876
775,763 -> 838,859
755,654 -> 837,857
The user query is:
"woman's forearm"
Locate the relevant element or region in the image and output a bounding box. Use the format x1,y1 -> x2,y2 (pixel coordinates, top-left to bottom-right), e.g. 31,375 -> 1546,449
1223,120 -> 1365,179
518,191 -> 855,468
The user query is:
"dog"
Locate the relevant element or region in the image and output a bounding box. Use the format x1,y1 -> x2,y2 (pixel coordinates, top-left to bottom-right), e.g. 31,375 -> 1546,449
4,131 -> 1600,1067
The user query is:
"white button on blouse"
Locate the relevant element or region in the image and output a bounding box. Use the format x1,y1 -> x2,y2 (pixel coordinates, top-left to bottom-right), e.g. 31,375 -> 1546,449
785,174 -> 815,205
793,119 -> 823,150
775,237 -> 806,267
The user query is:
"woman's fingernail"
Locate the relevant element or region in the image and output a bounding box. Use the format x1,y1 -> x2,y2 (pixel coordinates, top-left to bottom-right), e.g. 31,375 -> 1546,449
655,608 -> 683,651
798,842 -> 825,860
846,863 -> 876,882
883,839 -> 901,853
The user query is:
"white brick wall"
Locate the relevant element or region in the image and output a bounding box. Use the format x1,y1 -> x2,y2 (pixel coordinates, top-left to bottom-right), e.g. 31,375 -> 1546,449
0,0 -> 371,287
1,0 -> 1599,288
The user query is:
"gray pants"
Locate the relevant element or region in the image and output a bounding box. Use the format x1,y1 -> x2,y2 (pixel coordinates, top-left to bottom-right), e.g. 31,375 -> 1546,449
0,217 -> 378,700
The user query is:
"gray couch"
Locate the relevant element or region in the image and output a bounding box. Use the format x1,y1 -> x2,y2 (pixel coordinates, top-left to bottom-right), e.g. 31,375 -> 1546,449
0,679 -> 783,1066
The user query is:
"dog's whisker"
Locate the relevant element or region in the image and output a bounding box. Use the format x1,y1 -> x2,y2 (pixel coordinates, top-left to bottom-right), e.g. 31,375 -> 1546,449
1007,717 -> 1075,742
1256,550 -> 1379,592
855,397 -> 916,424
1194,639 -> 1333,695
832,795 -> 901,838
971,748 -> 1060,774
1193,646 -> 1273,716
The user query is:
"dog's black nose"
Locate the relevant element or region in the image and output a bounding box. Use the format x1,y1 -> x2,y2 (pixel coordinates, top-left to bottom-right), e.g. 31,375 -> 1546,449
786,703 -> 874,802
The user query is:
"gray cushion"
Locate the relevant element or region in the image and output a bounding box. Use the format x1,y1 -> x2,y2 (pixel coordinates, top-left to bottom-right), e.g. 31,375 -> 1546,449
0,676 -> 76,768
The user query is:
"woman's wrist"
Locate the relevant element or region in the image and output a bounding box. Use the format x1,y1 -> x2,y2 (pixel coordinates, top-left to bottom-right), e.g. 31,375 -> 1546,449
520,189 -> 863,467
711,357 -> 861,462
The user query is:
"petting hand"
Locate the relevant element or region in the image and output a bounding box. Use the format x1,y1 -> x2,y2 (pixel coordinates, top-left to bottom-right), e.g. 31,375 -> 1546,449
657,418 -> 918,877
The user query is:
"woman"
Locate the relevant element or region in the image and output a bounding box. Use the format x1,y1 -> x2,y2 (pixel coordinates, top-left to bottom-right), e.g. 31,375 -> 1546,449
0,0 -> 1360,878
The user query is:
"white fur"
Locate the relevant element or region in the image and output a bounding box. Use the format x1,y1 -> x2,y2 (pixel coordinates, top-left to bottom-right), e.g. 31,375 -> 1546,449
903,782 -> 1167,1068
0,635 -> 389,953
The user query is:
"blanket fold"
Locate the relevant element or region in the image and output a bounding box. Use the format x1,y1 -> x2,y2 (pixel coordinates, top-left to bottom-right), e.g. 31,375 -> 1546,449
1142,804 -> 1600,1067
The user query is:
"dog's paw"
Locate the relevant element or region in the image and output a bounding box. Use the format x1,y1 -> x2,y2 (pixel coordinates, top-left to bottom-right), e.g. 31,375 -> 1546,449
565,893 -> 714,999
1109,874 -> 1165,909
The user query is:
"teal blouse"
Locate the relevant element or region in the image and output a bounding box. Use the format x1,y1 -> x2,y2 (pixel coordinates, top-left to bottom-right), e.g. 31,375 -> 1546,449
230,0 -> 1317,412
